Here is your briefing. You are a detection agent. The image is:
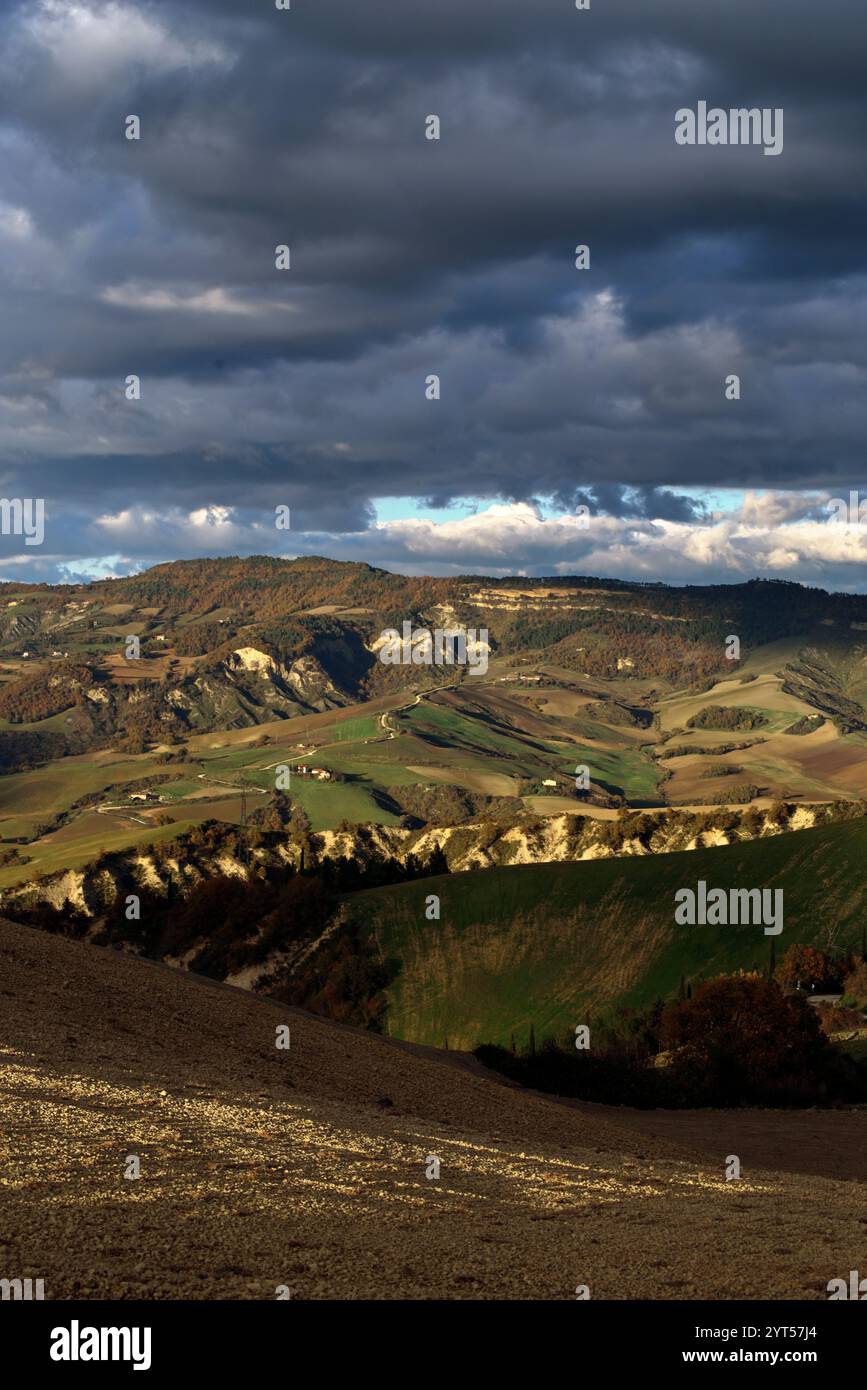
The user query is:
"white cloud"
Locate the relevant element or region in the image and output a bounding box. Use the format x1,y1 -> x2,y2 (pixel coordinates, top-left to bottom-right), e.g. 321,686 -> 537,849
31,492 -> 867,591
188,505 -> 234,528
96,503 -> 242,547
361,495 -> 867,586
738,489 -> 827,528
21,2 -> 230,85
374,502 -> 597,559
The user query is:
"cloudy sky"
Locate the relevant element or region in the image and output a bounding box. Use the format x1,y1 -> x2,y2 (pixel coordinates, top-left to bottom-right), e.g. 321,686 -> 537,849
1,0 -> 866,587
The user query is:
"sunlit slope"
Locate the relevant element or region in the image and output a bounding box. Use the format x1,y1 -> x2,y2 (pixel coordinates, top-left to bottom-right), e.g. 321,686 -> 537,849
353,817 -> 867,1048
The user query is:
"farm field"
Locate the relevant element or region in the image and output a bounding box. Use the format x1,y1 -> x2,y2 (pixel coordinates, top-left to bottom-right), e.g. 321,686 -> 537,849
4,648 -> 867,881
3,563 -> 867,894
0,694 -> 430,875
5,917 -> 864,1303
655,671 -> 812,733
660,725 -> 867,804
0,814 -> 195,888
0,751 -> 172,817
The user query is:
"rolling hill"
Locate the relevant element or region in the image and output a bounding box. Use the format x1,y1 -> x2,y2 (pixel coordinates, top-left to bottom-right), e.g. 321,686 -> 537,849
3,557 -> 867,926
352,817 -> 867,1048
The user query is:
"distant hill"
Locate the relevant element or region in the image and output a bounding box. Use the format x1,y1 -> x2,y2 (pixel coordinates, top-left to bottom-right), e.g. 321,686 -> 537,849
4,558 -> 867,692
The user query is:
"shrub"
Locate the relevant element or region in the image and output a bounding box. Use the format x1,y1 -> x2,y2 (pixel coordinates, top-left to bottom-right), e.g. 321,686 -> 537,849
709,782 -> 759,804
687,705 -> 768,731
777,944 -> 844,995
659,973 -> 852,1106
476,974 -> 867,1108
841,959 -> 867,1010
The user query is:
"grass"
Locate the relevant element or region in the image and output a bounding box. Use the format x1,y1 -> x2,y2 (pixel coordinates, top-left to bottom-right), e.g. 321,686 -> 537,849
350,816 -> 867,1048
330,716 -> 380,743
312,755 -> 427,786
401,701 -> 569,775
0,817 -> 195,888
399,698 -> 662,804
0,709 -> 79,733
290,779 -> 401,831
0,755 -> 167,817
158,778 -> 208,800
561,743 -> 660,803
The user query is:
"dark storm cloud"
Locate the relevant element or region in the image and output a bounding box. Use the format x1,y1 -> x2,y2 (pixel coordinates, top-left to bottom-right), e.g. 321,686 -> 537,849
561,486 -> 706,524
0,0 -> 865,579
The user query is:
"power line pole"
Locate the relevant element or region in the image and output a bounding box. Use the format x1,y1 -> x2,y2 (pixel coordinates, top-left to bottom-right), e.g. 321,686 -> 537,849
239,778 -> 248,870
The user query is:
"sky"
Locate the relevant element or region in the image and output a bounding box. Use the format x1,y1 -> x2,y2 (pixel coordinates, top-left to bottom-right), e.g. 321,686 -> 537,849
1,0 -> 866,588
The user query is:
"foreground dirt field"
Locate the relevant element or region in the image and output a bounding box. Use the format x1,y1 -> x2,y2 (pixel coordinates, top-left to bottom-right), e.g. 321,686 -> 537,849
1,918 -> 864,1300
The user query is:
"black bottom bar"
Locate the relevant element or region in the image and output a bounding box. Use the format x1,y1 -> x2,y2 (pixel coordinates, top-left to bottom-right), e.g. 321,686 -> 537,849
8,1298 -> 860,1375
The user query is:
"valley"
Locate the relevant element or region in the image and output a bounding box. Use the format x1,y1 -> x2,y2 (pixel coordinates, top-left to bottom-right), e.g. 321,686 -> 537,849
2,561 -> 867,890
3,556 -> 867,1304
2,556 -> 867,1061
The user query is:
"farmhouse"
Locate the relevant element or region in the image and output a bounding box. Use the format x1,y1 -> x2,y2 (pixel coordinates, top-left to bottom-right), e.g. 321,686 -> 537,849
295,765 -> 333,782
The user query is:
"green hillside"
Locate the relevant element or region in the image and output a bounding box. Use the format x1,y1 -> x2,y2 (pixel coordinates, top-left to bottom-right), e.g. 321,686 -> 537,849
351,817 -> 867,1048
